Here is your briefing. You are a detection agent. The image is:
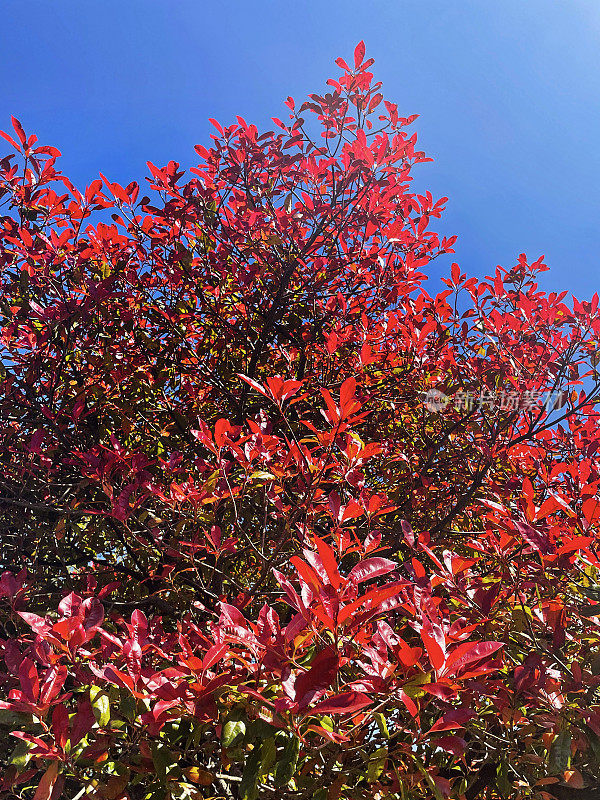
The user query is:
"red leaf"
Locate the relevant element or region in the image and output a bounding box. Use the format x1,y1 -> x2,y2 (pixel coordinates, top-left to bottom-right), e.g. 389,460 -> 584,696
341,499 -> 364,522
442,641 -> 504,677
202,643 -> 228,672
40,665 -> 68,705
293,647 -> 340,708
124,638 -> 142,680
309,690 -> 372,715
81,597 -> 104,635
237,373 -> 270,399
18,611 -> 50,635
313,537 -> 342,589
58,592 -> 82,618
52,617 -> 85,644
515,521 -> 552,555
34,145 -> 61,158
338,582 -> 405,625
320,388 -> 340,424
420,630 -> 445,672
354,41 -> 366,69
33,762 -> 60,800
70,699 -> 96,746
290,556 -> 323,591
347,557 -> 397,584
427,717 -> 465,734
219,603 -> 256,646
130,609 -> 148,643
19,657 -> 40,702
0,129 -> 20,150
398,689 -> 418,718
401,520 -> 415,547
214,418 -> 232,448
99,664 -> 136,693
52,703 -> 69,748
340,376 -> 357,411
11,116 -> 27,146
433,735 -> 467,757
582,497 -> 600,526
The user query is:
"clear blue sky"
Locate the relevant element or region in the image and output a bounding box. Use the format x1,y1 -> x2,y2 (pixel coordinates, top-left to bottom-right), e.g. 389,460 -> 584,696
2,0 -> 599,298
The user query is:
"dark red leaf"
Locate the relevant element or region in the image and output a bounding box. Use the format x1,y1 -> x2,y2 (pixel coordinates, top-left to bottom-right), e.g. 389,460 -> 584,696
309,691 -> 372,715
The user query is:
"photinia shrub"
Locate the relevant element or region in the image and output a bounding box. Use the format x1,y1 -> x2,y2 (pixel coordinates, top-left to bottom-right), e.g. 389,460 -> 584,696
1,41 -> 600,800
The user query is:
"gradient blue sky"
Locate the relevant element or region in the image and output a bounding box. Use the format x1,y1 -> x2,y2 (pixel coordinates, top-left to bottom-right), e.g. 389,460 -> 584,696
2,0 -> 599,297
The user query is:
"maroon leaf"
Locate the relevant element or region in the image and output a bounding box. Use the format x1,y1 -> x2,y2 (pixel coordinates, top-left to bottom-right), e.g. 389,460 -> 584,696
309,691 -> 372,715
70,699 -> 96,746
515,521 -> 553,555
294,647 -> 340,708
19,657 -> 40,702
58,592 -> 83,618
51,703 -> 69,748
81,597 -> 104,635
33,761 -> 59,800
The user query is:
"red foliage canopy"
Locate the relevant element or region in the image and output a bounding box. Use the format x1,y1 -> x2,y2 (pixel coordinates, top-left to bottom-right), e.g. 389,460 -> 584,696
1,42 -> 600,800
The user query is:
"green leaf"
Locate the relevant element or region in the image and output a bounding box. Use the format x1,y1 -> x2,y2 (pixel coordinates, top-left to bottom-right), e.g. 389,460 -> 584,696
90,687 -> 110,728
496,760 -> 511,796
9,737 -> 33,769
151,741 -> 174,785
320,715 -> 334,732
119,693 -> 137,723
240,745 -> 262,800
414,754 -> 444,800
259,737 -> 276,777
251,470 -> 276,481
0,708 -> 33,729
143,787 -> 166,800
191,720 -> 205,746
375,712 -> 389,739
578,584 -> 600,600
367,746 -> 387,782
585,724 -> 600,765
274,734 -> 300,788
403,672 -> 431,698
222,716 -> 247,749
578,604 -> 600,617
246,718 -> 275,742
550,730 -> 572,772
